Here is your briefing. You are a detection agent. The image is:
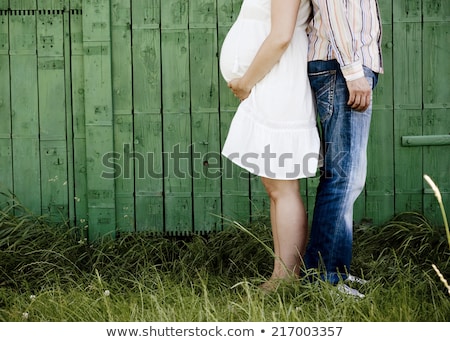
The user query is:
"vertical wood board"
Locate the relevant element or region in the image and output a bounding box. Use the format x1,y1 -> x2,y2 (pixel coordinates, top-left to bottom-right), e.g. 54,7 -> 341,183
131,0 -> 160,28
10,1 -> 37,10
0,11 -> 9,54
0,54 -> 11,138
132,28 -> 161,114
189,28 -> 219,112
161,29 -> 190,113
161,0 -> 188,29
0,139 -> 13,193
40,140 -> 69,220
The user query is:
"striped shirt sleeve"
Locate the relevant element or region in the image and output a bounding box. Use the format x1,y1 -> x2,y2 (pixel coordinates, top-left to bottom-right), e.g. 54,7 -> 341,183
316,0 -> 365,81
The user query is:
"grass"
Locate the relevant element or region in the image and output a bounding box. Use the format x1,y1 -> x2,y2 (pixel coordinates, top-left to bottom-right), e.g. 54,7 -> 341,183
0,201 -> 449,322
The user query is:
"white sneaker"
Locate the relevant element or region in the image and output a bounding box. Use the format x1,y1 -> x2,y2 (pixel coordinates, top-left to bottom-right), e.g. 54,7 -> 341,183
337,283 -> 365,299
345,274 -> 368,286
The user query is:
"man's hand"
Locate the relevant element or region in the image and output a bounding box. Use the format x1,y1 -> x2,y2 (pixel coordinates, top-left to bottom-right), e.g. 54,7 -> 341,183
228,78 -> 252,101
346,77 -> 372,112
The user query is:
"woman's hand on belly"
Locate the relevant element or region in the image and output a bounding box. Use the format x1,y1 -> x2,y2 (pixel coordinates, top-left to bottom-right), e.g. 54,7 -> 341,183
228,77 -> 252,101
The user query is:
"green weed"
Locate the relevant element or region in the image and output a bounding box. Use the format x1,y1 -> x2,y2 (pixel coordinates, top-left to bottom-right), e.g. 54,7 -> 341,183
0,199 -> 449,322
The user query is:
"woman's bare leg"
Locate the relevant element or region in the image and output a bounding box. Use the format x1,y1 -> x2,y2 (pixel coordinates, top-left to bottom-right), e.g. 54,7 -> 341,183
260,177 -> 308,290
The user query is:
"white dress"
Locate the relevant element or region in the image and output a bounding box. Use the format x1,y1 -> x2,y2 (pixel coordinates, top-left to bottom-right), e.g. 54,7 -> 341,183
220,0 -> 320,180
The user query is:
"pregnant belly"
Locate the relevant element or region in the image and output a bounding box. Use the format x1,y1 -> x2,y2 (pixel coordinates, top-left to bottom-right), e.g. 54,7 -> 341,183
219,21 -> 267,82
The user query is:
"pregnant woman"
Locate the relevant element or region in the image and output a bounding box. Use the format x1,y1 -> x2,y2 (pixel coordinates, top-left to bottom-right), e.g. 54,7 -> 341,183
220,0 -> 320,291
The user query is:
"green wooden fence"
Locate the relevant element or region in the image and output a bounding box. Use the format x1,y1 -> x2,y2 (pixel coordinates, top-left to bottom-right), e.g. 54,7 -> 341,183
0,0 -> 448,240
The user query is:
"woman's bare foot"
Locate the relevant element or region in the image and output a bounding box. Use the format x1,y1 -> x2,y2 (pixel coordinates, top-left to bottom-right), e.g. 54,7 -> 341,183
258,275 -> 298,294
258,279 -> 280,293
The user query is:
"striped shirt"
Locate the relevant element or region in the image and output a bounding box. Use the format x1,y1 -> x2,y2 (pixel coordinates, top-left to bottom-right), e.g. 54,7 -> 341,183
307,0 -> 384,81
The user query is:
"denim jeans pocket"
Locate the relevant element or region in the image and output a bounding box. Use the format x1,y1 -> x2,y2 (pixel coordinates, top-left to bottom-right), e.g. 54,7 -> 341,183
308,70 -> 336,123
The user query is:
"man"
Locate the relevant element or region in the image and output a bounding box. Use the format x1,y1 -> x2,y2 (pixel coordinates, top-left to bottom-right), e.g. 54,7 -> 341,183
303,0 -> 383,296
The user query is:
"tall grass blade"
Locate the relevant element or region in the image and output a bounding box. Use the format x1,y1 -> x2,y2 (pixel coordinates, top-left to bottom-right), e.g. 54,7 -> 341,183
423,174 -> 450,296
424,174 -> 450,248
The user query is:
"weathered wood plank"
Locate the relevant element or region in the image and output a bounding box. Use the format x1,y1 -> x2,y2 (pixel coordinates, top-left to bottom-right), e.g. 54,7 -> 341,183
378,0 -> 392,25
83,0 -> 115,239
220,110 -> 250,222
111,5 -> 133,114
189,28 -> 219,112
87,207 -> 116,240
38,57 -> 66,140
131,0 -> 160,28
69,9 -> 86,225
163,113 -> 192,235
115,194 -> 135,235
70,0 -> 82,10
134,113 -> 164,233
63,10 -> 75,226
250,175 -> 270,220
424,193 -> 449,227
362,19 -> 394,222
37,0 -> 66,10
40,140 -> 69,221
0,10 -> 8,54
306,176 -> 319,226
135,195 -> 163,234
161,29 -> 190,113
6,12 -> 34,209
83,43 -> 113,125
163,114 -> 192,193
71,55 -> 87,223
0,139 -> 12,194
82,0 -> 110,42
10,56 -> 39,137
366,109 -> 395,224
393,22 -> 422,108
0,37 -> 11,195
70,6 -> 83,54
70,16 -> 84,138
133,115 -> 163,189
0,54 -> 10,139
132,28 -> 161,114
373,24 -> 393,110
423,22 -> 449,109
189,0 -> 216,28
73,137 -> 88,229
71,14 -> 84,142
82,42 -> 115,239
85,125 -> 116,239
393,0 -> 421,22
12,138 -> 41,214
85,126 -> 115,206
423,0 -> 450,22
192,112 -> 221,233
423,109 -> 450,193
37,11 -> 63,56
114,115 -> 135,233
9,10 -> 36,55
0,1 -> 8,10
111,0 -> 129,26
394,110 -> 423,215
161,0 -> 188,29
164,196 -> 192,235
217,0 -> 242,26
193,196 -> 221,233
111,0 -> 134,233
10,1 -> 36,10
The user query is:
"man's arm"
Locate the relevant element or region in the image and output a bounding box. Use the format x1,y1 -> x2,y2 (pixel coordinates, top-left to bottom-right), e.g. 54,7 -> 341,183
317,0 -> 371,111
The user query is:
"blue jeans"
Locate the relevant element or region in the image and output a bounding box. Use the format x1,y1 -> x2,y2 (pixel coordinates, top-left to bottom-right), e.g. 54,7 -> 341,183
304,60 -> 378,284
